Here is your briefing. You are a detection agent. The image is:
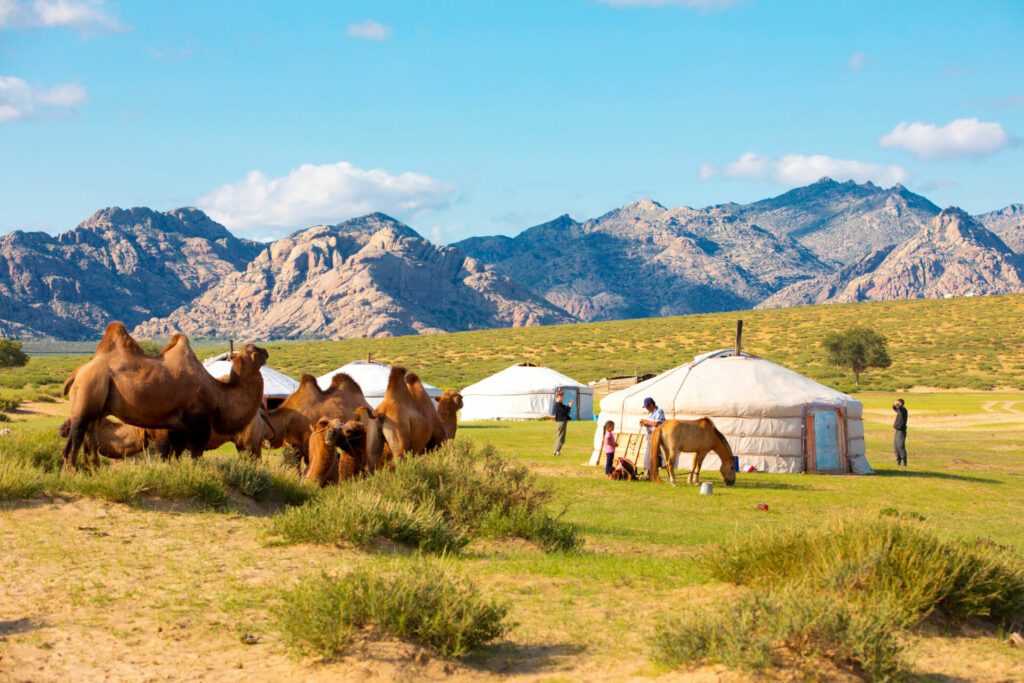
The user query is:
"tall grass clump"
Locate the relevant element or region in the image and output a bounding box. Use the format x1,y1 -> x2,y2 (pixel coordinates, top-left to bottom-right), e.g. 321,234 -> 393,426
707,518 -> 1024,626
205,453 -> 317,506
0,422 -> 64,471
0,459 -> 47,500
272,440 -> 579,554
58,457 -> 232,510
654,519 -> 1024,681
277,561 -> 510,660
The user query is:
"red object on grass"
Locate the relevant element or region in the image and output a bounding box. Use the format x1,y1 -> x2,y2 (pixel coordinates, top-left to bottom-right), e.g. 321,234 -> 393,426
756,503 -> 769,511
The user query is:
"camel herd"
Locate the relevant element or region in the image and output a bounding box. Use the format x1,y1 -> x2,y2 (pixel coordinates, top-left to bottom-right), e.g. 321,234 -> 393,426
59,322 -> 464,486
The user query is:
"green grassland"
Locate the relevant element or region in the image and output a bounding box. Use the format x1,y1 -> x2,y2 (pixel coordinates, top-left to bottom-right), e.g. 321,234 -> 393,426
1,296 -> 1023,679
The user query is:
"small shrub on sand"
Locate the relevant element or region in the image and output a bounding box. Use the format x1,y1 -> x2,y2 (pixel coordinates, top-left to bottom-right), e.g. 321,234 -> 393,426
58,458 -> 231,510
271,440 -> 579,553
205,454 -> 317,506
277,561 -> 510,660
707,519 -> 1024,626
654,587 -> 906,680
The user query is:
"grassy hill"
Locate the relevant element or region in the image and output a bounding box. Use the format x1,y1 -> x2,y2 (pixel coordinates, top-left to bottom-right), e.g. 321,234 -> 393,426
3,294 -> 1024,398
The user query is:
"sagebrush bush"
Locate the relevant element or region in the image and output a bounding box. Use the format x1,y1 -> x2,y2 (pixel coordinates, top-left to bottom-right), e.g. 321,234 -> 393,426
706,519 -> 1024,626
271,440 -> 579,553
654,587 -> 906,681
277,561 -> 510,659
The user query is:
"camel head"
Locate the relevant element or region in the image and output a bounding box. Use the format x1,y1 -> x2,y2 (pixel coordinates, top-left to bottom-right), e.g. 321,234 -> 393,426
314,417 -> 346,448
437,389 -> 464,412
354,406 -> 386,472
230,344 -> 269,378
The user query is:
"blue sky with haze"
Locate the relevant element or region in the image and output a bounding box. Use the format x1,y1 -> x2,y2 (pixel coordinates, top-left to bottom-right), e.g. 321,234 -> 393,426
1,0 -> 1021,242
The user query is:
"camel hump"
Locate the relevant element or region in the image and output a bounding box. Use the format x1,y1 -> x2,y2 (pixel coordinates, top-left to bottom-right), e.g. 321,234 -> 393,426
328,372 -> 359,393
160,333 -> 191,355
96,321 -> 145,355
405,372 -> 421,385
387,366 -> 408,393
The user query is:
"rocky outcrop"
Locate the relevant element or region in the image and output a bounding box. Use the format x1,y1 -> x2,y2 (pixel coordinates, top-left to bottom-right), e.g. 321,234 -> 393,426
455,200 -> 829,322
133,213 -> 573,340
722,177 -> 941,266
977,204 -> 1024,253
0,207 -> 263,339
759,209 -> 1024,308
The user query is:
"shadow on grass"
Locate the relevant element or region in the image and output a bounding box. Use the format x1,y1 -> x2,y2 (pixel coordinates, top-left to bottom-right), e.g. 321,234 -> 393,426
465,642 -> 586,675
872,469 -> 1000,484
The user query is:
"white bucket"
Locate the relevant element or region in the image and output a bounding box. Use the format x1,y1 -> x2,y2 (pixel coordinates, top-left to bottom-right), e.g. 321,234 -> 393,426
699,481 -> 713,496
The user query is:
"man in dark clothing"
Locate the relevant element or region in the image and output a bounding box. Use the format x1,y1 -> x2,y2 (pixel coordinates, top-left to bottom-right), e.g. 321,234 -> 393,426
893,398 -> 908,466
552,389 -> 573,457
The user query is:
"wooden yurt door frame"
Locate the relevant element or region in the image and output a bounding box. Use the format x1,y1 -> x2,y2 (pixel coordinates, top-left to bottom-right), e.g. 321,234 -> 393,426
803,404 -> 849,474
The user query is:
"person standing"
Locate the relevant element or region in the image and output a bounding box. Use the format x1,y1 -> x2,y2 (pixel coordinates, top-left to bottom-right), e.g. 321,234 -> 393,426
640,397 -> 666,473
893,398 -> 908,466
552,389 -> 573,457
602,420 -> 618,476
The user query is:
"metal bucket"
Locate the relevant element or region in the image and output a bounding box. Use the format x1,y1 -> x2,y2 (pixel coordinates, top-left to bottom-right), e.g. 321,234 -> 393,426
699,481 -> 713,496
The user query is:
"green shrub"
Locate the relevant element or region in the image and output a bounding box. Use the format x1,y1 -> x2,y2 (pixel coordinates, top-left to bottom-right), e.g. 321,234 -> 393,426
277,561 -> 510,660
0,423 -> 65,471
0,397 -> 20,412
653,587 -> 906,681
706,519 -> 1024,626
271,440 -> 579,553
205,454 -> 317,506
58,458 -> 232,510
0,459 -> 47,500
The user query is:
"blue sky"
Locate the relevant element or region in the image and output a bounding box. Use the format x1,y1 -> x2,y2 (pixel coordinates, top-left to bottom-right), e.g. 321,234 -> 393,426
1,0 -> 1022,242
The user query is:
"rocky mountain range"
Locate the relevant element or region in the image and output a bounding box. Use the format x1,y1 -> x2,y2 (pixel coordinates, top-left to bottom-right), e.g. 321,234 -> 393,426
2,179 -> 1022,341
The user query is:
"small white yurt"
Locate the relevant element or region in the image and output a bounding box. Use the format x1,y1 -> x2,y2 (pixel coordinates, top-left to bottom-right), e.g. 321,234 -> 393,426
460,363 -> 594,421
589,349 -> 871,475
203,352 -> 300,409
316,359 -> 442,409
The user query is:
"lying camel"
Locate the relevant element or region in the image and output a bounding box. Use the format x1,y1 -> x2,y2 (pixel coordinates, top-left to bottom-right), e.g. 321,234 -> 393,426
649,418 -> 737,486
305,417 -> 368,486
62,322 -> 267,467
375,366 -> 441,464
58,417 -> 149,468
435,389 -> 463,443
267,373 -> 383,468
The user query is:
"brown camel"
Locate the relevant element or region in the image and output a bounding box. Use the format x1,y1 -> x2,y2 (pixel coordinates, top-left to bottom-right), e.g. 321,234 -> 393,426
375,366 -> 440,464
406,372 -> 446,450
267,373 -> 383,468
58,417 -> 149,468
61,322 -> 267,467
305,417 -> 368,486
649,418 -> 737,486
148,407 -> 276,459
435,389 -> 463,443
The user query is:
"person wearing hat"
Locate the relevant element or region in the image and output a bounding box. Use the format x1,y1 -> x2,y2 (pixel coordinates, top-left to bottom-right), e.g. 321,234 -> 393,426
551,388 -> 573,457
640,397 -> 666,473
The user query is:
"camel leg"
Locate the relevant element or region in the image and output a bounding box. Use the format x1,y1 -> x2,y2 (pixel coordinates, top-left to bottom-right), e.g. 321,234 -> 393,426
187,420 -> 211,459
62,418 -> 90,470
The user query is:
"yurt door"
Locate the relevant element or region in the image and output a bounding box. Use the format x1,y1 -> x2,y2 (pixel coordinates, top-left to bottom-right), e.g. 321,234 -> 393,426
559,386 -> 580,420
805,407 -> 848,473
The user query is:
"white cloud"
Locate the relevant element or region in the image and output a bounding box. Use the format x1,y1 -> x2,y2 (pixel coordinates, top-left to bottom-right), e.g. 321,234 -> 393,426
0,75 -> 86,122
845,51 -> 868,72
700,151 -> 910,186
879,118 -> 1011,160
0,0 -> 122,32
346,19 -> 391,41
197,161 -> 457,235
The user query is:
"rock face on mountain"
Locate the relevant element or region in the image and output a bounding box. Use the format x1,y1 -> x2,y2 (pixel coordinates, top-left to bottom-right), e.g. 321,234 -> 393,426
977,204 -> 1024,253
0,207 -> 262,339
721,177 -> 941,266
759,209 -> 1024,308
134,214 -> 573,340
455,199 -> 829,321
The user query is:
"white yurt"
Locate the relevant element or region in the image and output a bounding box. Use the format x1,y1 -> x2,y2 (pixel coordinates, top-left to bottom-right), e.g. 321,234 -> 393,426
203,352 -> 300,409
589,349 -> 871,475
316,359 -> 442,409
460,363 -> 594,421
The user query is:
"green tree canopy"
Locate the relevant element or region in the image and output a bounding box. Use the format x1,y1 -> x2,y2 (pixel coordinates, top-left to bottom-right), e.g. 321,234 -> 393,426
822,327 -> 892,385
0,339 -> 29,369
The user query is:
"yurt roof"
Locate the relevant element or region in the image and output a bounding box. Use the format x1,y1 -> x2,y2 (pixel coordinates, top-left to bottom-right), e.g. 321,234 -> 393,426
600,349 -> 859,419
202,353 -> 300,398
462,363 -> 593,397
316,360 -> 441,397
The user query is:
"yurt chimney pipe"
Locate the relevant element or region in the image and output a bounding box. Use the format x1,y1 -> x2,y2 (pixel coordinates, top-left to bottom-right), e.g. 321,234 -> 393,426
229,339 -> 234,355
735,320 -> 743,356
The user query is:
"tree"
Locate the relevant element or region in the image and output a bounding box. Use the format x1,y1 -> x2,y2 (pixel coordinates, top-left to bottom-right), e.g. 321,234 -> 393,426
0,339 -> 29,369
822,327 -> 891,385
